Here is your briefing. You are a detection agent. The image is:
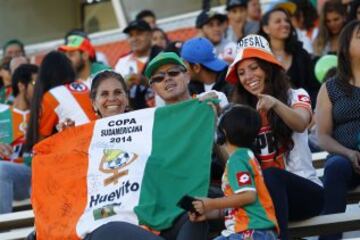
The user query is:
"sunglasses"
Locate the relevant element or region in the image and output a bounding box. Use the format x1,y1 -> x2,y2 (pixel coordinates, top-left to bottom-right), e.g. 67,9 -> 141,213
150,66 -> 186,84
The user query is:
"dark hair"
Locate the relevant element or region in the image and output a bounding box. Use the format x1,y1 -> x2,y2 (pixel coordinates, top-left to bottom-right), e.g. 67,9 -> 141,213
11,64 -> 39,97
2,39 -> 25,55
293,0 -> 319,30
323,67 -> 337,83
348,1 -> 360,22
64,28 -> 89,43
152,28 -> 170,46
231,58 -> 294,156
336,20 -> 360,96
314,1 -> 347,55
25,51 -> 76,151
136,9 -> 156,21
259,8 -> 303,54
164,41 -> 183,55
90,70 -> 129,116
219,104 -> 261,149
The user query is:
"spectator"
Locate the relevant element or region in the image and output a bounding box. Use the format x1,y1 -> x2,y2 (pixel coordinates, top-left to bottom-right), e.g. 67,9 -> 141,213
313,1 -> 347,56
316,20 -> 360,240
181,37 -> 233,99
59,35 -> 110,87
64,28 -> 110,66
2,39 -> 26,58
0,64 -> 38,214
90,70 -> 130,118
196,10 -> 230,57
259,7 -> 320,107
226,34 -> 324,240
224,0 -> 259,43
56,71 -> 131,131
290,0 -> 319,54
152,27 -> 170,49
25,51 -> 96,152
114,20 -> 161,109
189,104 -> 278,240
247,0 -> 261,22
136,9 -> 157,29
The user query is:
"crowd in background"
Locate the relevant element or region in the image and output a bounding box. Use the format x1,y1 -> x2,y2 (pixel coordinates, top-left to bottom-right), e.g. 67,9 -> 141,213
0,0 -> 360,239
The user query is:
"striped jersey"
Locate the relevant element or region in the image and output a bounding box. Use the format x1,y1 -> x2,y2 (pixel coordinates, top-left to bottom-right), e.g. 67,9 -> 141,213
0,104 -> 30,162
40,81 -> 97,137
221,147 -> 278,236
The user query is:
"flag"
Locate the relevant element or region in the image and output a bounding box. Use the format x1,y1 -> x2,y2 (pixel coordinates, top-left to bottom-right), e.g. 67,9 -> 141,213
32,99 -> 215,239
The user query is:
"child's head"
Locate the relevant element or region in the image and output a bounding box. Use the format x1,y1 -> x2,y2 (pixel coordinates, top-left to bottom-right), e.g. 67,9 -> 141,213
217,104 -> 261,149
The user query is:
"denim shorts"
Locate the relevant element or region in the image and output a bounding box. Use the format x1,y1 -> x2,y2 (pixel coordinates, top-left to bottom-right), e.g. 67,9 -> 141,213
213,229 -> 278,240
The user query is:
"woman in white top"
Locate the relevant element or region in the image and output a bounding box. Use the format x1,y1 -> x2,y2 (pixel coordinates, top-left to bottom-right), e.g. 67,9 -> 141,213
226,34 -> 323,240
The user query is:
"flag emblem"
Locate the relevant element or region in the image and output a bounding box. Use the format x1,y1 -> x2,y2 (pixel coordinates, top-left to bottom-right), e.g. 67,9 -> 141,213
99,149 -> 138,186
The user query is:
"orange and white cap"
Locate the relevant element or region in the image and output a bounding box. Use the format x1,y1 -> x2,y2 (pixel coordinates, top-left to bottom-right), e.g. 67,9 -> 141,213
226,34 -> 284,85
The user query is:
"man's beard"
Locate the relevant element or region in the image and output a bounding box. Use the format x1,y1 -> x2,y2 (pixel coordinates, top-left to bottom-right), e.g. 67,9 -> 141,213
75,59 -> 85,77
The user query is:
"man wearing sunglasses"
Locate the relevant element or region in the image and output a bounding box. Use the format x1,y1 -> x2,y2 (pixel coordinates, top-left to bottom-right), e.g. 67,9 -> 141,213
145,51 -> 229,234
145,52 -> 191,105
145,51 -> 228,107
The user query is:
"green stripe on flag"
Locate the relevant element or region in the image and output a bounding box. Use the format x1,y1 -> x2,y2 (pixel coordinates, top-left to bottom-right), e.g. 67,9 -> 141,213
135,99 -> 215,230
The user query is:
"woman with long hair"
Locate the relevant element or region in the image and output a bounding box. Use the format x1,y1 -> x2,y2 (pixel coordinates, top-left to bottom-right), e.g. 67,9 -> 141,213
316,20 -> 360,240
313,1 -> 347,56
227,34 -> 323,240
259,7 -> 319,107
25,51 -> 96,151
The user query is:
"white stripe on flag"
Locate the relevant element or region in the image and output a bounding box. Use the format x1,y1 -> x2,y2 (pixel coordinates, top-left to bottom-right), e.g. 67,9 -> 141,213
76,108 -> 156,238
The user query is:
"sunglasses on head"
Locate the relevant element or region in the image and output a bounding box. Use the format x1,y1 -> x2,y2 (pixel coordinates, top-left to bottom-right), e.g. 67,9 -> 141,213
150,66 -> 186,84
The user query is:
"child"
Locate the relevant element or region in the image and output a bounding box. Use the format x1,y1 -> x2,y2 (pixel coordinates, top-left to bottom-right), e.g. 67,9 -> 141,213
190,104 -> 278,240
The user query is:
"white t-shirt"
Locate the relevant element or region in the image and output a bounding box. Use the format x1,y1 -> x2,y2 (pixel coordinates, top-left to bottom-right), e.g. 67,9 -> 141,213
114,53 -> 148,78
286,88 -> 322,186
204,83 -> 215,92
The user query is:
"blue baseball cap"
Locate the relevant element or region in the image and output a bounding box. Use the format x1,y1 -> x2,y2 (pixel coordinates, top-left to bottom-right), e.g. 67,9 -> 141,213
180,37 -> 228,72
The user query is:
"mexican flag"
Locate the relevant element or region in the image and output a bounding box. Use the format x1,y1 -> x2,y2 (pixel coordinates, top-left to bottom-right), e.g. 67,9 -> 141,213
32,99 -> 215,239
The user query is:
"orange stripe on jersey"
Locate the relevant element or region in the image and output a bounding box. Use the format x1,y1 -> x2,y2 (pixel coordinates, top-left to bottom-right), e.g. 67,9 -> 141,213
249,160 -> 279,233
233,208 -> 250,233
136,59 -> 146,74
40,92 -> 60,137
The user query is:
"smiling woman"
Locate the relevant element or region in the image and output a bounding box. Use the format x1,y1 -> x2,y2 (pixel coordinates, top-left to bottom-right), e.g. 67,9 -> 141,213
259,7 -> 319,106
226,34 -> 324,240
90,70 -> 130,118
